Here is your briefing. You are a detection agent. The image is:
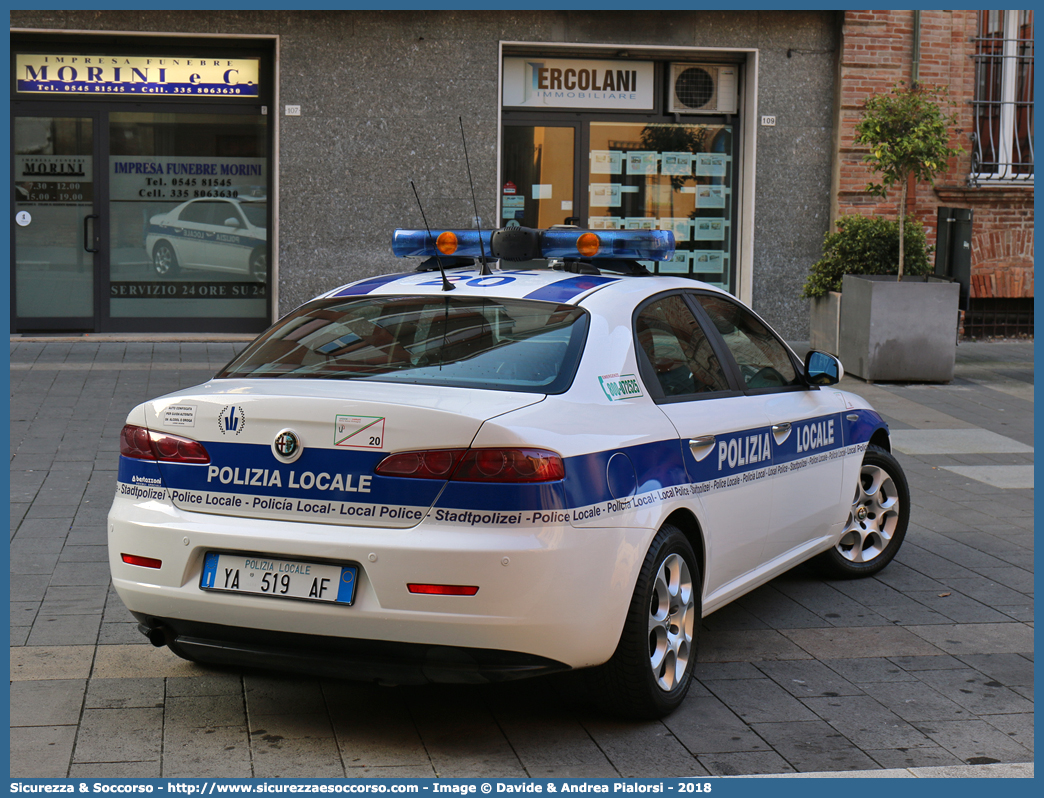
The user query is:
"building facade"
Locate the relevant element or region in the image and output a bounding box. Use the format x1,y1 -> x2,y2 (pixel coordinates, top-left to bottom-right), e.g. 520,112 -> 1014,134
9,10 -> 1033,339
833,9 -> 1034,337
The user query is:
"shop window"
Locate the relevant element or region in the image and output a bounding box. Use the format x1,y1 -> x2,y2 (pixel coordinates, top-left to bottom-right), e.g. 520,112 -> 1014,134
588,122 -> 734,291
972,10 -> 1034,183
108,112 -> 269,319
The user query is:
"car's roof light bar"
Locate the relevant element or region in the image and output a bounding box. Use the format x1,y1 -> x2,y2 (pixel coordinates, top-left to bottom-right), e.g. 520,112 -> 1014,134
392,227 -> 676,263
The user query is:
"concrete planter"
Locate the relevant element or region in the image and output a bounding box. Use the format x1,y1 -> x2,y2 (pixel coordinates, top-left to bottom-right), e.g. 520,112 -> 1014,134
808,291 -> 842,355
839,274 -> 960,382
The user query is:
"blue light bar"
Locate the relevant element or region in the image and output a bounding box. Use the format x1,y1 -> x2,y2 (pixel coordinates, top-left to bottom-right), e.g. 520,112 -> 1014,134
392,229 -> 493,258
539,229 -> 676,262
393,227 -> 677,263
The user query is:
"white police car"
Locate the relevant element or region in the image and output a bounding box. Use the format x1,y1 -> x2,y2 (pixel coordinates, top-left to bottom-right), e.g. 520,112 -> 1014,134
146,197 -> 267,282
108,225 -> 909,719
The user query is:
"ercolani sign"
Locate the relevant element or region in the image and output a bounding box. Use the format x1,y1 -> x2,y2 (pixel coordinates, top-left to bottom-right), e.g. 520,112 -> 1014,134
503,57 -> 654,110
15,54 -> 260,97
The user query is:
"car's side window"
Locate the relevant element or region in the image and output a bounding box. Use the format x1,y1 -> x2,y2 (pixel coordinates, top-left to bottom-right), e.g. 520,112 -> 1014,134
219,201 -> 245,227
635,294 -> 732,398
179,202 -> 212,225
694,295 -> 799,389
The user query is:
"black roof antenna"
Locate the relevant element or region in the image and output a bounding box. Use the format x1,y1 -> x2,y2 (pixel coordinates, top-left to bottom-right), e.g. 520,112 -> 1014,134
408,178 -> 454,292
459,117 -> 493,276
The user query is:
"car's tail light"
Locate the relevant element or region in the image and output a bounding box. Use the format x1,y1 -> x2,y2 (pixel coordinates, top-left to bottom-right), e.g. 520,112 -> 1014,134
374,448 -> 466,479
120,424 -> 210,464
408,583 -> 479,596
375,447 -> 564,483
121,553 -> 162,569
452,448 -> 565,482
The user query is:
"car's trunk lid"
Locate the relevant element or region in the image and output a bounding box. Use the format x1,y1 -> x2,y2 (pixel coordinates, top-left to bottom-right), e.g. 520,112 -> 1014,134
134,379 -> 542,528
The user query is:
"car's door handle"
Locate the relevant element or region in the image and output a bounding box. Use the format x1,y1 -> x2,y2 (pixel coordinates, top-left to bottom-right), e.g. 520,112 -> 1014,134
688,436 -> 716,461
771,423 -> 791,434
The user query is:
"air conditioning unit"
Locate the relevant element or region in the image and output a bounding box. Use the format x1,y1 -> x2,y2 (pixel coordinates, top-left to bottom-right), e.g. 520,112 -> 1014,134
668,63 -> 739,115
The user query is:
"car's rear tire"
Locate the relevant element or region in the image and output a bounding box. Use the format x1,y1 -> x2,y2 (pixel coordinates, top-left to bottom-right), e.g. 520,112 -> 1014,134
153,241 -> 180,277
816,444 -> 909,578
587,523 -> 700,719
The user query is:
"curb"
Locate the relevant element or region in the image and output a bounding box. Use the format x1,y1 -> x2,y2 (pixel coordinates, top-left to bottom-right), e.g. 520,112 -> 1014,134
741,762 -> 1034,778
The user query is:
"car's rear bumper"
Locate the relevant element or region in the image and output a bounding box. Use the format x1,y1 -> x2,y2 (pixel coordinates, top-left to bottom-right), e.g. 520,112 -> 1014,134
109,495 -> 652,670
134,613 -> 569,684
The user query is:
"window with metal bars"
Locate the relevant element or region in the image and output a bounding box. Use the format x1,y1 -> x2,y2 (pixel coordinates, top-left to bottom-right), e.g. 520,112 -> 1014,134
962,298 -> 1034,339
971,10 -> 1034,184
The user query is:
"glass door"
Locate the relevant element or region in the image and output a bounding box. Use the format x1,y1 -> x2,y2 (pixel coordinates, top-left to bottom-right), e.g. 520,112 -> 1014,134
12,113 -> 101,329
500,125 -> 577,228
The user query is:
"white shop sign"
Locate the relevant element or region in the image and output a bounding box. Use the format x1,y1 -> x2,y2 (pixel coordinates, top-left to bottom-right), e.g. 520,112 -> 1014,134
503,57 -> 655,110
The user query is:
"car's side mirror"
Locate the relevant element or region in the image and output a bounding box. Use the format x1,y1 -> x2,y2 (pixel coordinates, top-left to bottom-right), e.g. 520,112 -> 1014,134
804,350 -> 843,385
224,217 -> 241,228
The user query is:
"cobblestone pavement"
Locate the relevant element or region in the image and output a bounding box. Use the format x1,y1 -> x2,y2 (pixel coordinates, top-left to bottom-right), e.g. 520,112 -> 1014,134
9,338 -> 1033,778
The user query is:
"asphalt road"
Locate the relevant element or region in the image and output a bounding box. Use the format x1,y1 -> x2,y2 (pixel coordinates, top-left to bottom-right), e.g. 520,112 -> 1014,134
8,337 -> 1034,778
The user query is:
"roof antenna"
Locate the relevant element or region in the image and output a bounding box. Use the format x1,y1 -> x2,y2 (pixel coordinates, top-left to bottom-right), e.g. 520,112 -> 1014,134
459,117 -> 492,276
409,178 -> 454,292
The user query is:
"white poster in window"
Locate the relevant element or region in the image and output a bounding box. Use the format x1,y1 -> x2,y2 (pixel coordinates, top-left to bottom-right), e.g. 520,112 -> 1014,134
588,216 -> 622,229
692,250 -> 726,273
659,251 -> 690,274
696,185 -> 726,209
661,152 -> 693,176
695,153 -> 728,177
502,195 -> 525,220
659,217 -> 691,242
590,150 -> 623,175
694,219 -> 726,241
589,183 -> 621,207
623,217 -> 656,230
533,184 -> 553,200
625,151 -> 658,176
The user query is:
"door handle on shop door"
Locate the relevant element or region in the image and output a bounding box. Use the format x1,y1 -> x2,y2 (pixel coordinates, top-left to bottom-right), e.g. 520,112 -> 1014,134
84,214 -> 99,253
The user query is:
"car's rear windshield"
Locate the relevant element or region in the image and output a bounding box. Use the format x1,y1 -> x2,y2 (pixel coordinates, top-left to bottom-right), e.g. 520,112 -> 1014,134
218,295 -> 589,394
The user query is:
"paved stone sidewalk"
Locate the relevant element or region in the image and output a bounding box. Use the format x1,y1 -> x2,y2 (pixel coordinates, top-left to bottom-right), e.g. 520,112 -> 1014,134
9,338 -> 1033,778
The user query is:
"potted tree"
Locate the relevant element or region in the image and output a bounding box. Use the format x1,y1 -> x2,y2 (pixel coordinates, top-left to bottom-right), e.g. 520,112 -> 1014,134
804,214 -> 933,353
807,82 -> 964,382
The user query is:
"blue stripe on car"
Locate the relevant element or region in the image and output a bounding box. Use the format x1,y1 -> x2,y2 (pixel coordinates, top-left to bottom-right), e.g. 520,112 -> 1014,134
331,273 -> 414,297
116,410 -> 887,516
523,275 -> 618,303
148,225 -> 264,251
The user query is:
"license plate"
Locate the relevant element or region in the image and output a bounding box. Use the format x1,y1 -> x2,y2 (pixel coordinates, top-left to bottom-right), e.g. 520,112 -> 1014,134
200,552 -> 357,605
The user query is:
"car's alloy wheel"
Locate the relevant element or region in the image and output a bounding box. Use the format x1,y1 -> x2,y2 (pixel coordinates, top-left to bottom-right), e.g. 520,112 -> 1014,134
588,523 -> 700,719
817,444 -> 909,577
250,251 -> 267,283
153,242 -> 179,277
647,552 -> 695,692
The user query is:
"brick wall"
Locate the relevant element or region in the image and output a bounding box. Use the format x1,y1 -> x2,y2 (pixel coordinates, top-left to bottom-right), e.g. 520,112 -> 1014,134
833,10 -> 1034,300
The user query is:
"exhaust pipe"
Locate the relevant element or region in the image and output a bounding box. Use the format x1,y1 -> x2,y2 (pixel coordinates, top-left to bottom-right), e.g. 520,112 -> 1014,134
138,623 -> 169,647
